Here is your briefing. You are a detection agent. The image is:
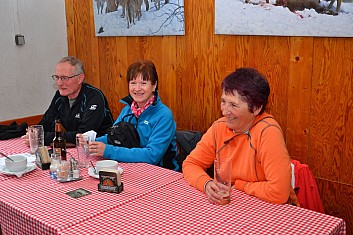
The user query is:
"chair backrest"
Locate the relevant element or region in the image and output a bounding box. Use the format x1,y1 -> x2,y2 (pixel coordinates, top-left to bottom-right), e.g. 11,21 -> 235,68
291,159 -> 325,213
176,130 -> 203,172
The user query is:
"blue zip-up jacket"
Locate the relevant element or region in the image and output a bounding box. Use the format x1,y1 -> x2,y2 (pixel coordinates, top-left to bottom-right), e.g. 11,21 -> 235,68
96,92 -> 179,171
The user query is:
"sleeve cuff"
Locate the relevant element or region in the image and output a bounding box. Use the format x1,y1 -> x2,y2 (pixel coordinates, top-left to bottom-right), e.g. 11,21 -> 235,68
195,174 -> 212,192
203,179 -> 213,192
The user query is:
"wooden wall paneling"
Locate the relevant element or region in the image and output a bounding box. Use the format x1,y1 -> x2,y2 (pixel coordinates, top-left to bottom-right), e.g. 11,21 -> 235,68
174,33 -> 188,130
243,36 -> 290,134
212,35 -> 230,124
99,37 -> 127,119
286,37 -> 313,163
317,178 -> 353,234
310,38 -> 347,181
337,38 -> 353,186
173,0 -> 193,131
73,0 -> 97,86
188,0 -> 216,133
214,35 -> 238,80
159,37 -> 178,114
88,0 -> 101,88
65,0 -> 76,56
126,37 -> 143,62
114,37 -> 130,118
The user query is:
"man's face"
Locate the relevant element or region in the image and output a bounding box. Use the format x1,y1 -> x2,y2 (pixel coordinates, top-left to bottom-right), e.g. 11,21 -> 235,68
54,62 -> 84,99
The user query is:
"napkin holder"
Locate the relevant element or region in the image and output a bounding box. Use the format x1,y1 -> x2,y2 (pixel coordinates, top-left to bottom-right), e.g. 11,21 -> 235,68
35,146 -> 51,170
98,170 -> 123,194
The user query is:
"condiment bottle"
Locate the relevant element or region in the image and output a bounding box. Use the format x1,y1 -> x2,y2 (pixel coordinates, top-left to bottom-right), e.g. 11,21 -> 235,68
52,119 -> 67,161
49,153 -> 60,179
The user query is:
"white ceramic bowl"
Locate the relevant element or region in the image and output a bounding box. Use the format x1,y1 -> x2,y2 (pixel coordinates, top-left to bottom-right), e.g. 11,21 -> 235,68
95,160 -> 118,173
5,154 -> 28,172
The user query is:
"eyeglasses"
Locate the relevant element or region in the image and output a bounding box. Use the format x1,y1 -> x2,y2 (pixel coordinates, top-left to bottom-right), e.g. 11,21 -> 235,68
52,73 -> 82,81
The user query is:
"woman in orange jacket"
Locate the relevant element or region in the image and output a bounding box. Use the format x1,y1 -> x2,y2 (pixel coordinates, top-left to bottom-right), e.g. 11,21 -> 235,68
182,68 -> 298,205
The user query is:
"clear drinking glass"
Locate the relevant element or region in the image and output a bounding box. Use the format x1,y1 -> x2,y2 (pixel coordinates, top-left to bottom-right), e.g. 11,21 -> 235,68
28,125 -> 44,155
214,158 -> 232,205
57,160 -> 70,181
76,135 -> 90,168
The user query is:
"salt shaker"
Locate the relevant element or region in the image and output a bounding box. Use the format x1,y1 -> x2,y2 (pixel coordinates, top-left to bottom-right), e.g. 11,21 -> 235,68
49,153 -> 60,179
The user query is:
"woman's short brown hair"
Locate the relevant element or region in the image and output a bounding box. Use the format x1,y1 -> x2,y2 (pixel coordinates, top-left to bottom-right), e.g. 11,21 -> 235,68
126,60 -> 158,90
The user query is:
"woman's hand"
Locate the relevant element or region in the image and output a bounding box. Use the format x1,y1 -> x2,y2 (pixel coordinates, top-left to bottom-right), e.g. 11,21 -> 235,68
204,180 -> 224,205
89,141 -> 106,157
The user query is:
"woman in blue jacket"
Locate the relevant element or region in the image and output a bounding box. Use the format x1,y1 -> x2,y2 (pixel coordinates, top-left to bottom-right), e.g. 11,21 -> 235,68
89,60 -> 179,171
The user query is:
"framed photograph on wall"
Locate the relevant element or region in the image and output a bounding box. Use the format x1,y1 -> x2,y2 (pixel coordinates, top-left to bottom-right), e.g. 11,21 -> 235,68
215,0 -> 353,37
93,0 -> 185,36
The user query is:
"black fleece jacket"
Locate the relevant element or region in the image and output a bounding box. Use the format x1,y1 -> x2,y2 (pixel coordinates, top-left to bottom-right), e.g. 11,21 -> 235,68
39,83 -> 114,145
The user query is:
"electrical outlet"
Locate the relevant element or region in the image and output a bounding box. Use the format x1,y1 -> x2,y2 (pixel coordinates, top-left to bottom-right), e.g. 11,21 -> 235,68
15,34 -> 25,45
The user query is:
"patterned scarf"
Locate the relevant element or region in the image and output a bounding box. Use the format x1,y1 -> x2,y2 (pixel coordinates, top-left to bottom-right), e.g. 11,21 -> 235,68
131,95 -> 155,118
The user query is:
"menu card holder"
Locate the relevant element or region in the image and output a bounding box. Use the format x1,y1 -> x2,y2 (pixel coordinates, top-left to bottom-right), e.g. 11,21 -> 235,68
98,170 -> 123,194
35,146 -> 51,170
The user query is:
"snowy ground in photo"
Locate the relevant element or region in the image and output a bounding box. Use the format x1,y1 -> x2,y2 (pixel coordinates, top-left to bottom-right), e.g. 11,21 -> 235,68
215,0 -> 353,37
92,0 -> 184,36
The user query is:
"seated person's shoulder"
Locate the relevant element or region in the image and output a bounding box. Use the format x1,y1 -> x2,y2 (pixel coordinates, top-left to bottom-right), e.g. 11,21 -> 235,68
82,84 -> 109,102
255,116 -> 281,130
154,103 -> 174,117
84,84 -> 105,95
212,117 -> 227,127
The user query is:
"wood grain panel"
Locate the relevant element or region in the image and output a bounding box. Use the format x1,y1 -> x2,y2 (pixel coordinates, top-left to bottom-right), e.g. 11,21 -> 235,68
309,38 -> 349,182
101,37 -> 130,119
317,178 -> 353,234
65,0 -> 76,56
72,0 -> 96,86
286,37 -> 313,163
88,0 -> 101,89
159,36 -> 177,112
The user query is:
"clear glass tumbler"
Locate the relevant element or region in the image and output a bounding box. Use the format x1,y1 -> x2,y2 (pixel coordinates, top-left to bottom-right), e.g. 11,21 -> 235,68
28,125 -> 44,155
214,158 -> 232,205
57,160 -> 70,181
76,135 -> 90,168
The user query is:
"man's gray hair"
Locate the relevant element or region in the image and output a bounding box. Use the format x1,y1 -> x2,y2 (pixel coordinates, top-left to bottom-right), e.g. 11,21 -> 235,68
58,56 -> 85,75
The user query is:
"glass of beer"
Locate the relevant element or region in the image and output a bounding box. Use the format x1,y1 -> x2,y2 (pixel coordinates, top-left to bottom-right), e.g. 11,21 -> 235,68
214,158 -> 232,205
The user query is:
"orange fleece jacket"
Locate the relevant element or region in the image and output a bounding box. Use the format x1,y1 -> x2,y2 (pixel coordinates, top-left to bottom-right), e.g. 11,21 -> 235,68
182,112 -> 293,204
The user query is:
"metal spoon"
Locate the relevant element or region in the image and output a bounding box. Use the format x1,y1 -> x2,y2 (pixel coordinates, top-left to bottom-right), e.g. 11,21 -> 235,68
0,152 -> 15,162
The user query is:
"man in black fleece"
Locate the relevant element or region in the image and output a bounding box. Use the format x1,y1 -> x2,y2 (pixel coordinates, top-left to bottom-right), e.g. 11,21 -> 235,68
22,56 -> 113,146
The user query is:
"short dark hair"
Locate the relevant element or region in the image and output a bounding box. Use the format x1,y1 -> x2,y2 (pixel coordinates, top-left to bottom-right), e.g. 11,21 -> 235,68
221,67 -> 270,114
126,60 -> 158,90
58,56 -> 85,75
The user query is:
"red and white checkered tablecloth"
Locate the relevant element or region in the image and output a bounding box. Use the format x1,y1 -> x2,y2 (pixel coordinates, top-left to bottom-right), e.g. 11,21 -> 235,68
0,138 -> 32,183
59,179 -> 346,235
0,138 -> 31,155
0,138 -> 183,235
